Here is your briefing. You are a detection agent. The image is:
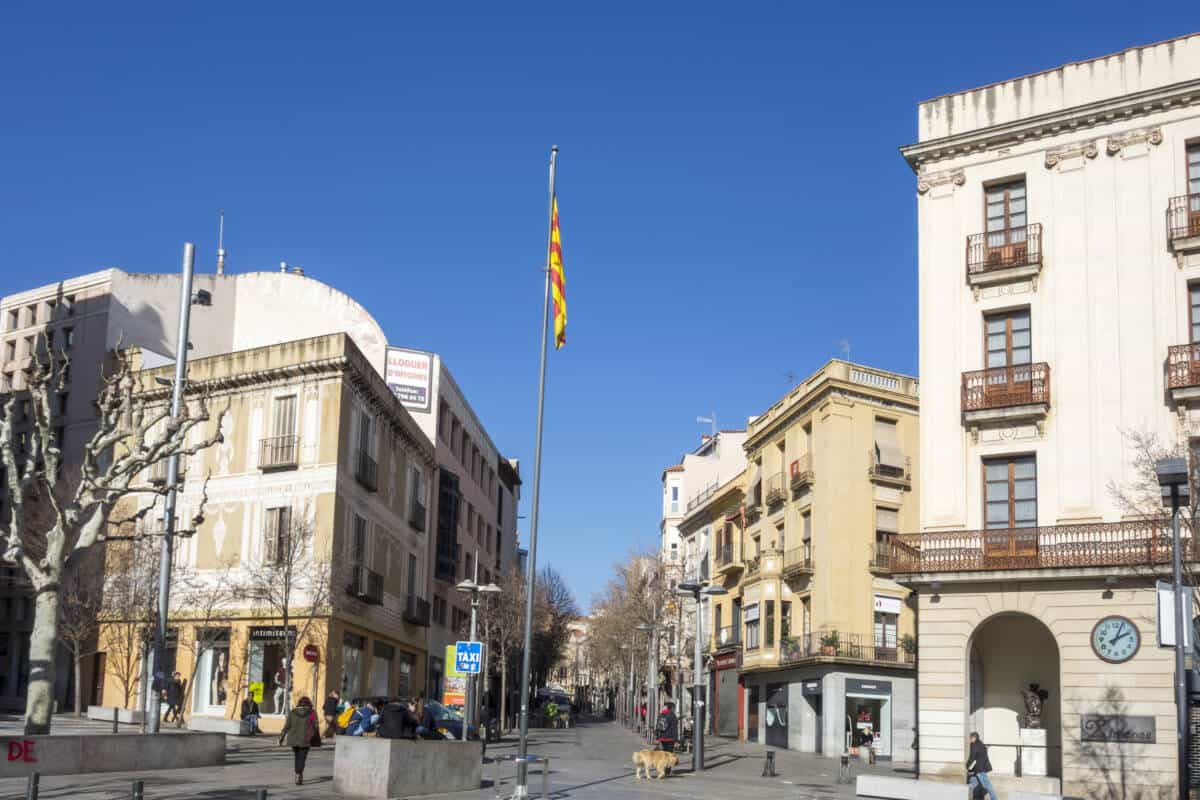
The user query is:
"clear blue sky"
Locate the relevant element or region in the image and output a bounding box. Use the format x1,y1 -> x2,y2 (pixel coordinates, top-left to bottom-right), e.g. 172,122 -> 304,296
3,3 -> 1196,608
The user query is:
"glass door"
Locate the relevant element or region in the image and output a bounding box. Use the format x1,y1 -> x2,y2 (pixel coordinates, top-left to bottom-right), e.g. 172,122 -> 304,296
746,685 -> 760,743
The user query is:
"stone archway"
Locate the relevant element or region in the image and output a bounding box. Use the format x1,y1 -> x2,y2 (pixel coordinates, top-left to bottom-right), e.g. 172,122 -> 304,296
967,612 -> 1061,779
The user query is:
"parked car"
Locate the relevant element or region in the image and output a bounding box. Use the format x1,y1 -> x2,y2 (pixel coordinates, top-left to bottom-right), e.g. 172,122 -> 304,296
423,700 -> 479,741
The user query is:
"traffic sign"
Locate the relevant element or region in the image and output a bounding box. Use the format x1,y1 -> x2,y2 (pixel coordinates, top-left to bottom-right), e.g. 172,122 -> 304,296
455,640 -> 483,674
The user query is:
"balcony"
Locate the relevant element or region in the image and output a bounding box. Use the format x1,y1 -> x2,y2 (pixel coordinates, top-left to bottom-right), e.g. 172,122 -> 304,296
966,224 -> 1043,287
403,595 -> 431,626
686,480 -> 720,514
714,542 -> 743,576
764,472 -> 786,506
869,539 -> 893,575
355,450 -> 378,492
259,435 -> 299,471
888,518 -> 1189,575
408,501 -> 427,532
744,504 -> 762,525
710,625 -> 740,652
347,565 -> 384,605
1167,344 -> 1200,405
961,363 -> 1050,428
780,631 -> 915,668
782,544 -> 813,578
789,455 -> 814,490
1167,194 -> 1200,253
868,451 -> 911,488
147,458 -> 185,485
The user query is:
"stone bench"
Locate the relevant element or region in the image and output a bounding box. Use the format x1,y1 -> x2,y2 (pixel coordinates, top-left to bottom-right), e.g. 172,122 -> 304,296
86,705 -> 146,725
185,716 -> 243,735
1011,793 -> 1062,800
856,774 -> 969,799
0,733 -> 225,778
333,737 -> 483,798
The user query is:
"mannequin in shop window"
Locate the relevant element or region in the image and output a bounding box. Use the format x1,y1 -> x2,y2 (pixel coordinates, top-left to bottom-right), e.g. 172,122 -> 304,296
274,659 -> 292,714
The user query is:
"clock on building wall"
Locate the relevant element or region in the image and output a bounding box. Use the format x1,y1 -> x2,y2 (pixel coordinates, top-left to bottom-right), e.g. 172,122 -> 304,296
1090,616 -> 1141,664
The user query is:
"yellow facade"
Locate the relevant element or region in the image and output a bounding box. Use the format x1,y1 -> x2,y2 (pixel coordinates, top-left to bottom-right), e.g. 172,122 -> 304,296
95,334 -> 436,732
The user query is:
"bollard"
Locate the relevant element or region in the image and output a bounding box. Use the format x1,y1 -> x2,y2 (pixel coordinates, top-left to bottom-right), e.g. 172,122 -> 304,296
131,779 -> 144,800
24,772 -> 39,800
112,706 -> 119,734
762,750 -> 776,777
838,753 -> 852,784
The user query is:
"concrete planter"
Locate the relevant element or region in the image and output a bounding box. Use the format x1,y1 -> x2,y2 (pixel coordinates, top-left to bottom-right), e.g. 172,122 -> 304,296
333,737 -> 482,798
0,733 -> 225,778
86,706 -> 146,725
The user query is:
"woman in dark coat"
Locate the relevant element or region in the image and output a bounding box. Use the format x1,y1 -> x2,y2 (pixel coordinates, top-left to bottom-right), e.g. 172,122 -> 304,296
279,697 -> 319,785
656,701 -> 679,753
966,732 -> 998,800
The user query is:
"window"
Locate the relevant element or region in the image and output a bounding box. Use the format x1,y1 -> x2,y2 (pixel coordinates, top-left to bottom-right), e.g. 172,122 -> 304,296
22,336 -> 33,358
670,484 -> 679,514
352,514 -> 368,563
409,465 -> 426,528
4,341 -> 15,362
985,179 -> 1027,247
802,598 -> 811,642
6,310 -> 16,331
874,612 -> 898,651
873,417 -> 904,473
1189,143 -> 1200,198
744,603 -> 760,649
433,595 -> 447,626
765,600 -> 775,648
273,395 -> 297,438
265,506 -> 292,564
1190,283 -> 1200,345
438,402 -> 449,442
985,309 -> 1031,368
984,455 -> 1037,529
25,305 -> 36,326
358,409 -> 372,454
801,510 -> 811,543
63,295 -> 75,317
781,601 -> 792,640
465,551 -> 473,581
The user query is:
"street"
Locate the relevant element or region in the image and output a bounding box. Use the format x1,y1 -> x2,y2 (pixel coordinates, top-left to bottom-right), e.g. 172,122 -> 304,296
0,715 -> 907,799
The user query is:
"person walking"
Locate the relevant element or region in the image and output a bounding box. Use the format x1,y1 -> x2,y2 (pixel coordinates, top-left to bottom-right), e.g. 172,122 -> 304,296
280,697 -> 319,786
163,672 -> 185,725
321,690 -> 341,738
656,701 -> 679,754
240,692 -> 261,735
966,731 -> 998,800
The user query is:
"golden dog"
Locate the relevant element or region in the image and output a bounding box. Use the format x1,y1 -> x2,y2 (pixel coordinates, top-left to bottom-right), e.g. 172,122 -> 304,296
632,748 -> 678,780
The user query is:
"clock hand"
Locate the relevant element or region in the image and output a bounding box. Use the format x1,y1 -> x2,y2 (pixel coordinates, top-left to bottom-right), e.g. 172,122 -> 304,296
1109,623 -> 1129,646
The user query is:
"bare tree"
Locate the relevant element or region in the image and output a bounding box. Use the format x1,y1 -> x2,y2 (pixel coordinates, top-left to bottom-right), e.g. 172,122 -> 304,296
0,343 -> 224,733
97,534 -> 161,712
531,566 -> 578,691
57,549 -> 102,717
477,568 -> 528,732
239,504 -> 332,713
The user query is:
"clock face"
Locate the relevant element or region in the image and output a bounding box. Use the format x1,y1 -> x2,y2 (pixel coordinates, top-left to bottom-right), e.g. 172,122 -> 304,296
1091,616 -> 1141,664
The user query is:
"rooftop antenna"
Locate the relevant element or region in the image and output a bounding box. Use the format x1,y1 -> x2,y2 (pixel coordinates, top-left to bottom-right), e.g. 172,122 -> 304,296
696,413 -> 717,437
839,338 -> 851,361
216,210 -> 227,275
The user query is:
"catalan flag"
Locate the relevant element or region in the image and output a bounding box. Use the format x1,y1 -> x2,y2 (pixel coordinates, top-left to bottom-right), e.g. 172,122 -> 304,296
549,197 -> 567,349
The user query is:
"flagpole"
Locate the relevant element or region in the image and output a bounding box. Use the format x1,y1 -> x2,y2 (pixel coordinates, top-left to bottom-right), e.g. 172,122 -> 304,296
514,144 -> 557,798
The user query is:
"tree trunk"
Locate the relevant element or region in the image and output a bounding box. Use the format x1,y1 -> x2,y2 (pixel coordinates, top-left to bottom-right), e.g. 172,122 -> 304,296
24,587 -> 60,735
73,654 -> 83,718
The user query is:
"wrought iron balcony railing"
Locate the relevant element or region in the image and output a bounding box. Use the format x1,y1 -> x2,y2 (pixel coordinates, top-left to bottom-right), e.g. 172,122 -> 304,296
259,435 -> 299,470
403,595 -> 431,626
868,451 -> 911,485
789,454 -> 814,489
961,363 -> 1050,413
1167,344 -> 1200,391
782,544 -> 813,577
966,224 -> 1042,276
1167,194 -> 1200,244
888,518 -> 1188,574
764,472 -> 786,505
347,565 -> 384,605
780,631 -> 915,666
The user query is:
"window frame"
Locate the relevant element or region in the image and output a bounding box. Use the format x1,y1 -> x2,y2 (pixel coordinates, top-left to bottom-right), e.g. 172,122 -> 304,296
1190,281 -> 1200,345
982,454 -> 1038,529
984,178 -> 1028,246
984,308 -> 1032,369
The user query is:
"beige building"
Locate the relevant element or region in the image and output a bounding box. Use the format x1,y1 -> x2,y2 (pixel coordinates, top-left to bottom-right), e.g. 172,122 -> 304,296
898,33 -> 1200,797
684,360 -> 920,760
96,333 -> 436,733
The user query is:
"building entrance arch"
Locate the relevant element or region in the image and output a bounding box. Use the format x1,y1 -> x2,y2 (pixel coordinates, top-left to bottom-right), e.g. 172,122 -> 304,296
967,612 -> 1061,779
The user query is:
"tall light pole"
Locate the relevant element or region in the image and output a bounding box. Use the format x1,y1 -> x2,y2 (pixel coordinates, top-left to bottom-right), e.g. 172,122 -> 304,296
456,572 -> 502,743
679,580 -> 727,772
1157,457 -> 1191,799
149,243 -> 212,733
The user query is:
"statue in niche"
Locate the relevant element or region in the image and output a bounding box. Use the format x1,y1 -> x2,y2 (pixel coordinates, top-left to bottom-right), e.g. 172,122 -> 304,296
1019,683 -> 1049,729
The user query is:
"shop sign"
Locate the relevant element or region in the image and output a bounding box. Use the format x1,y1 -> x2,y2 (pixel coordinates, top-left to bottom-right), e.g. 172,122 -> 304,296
713,652 -> 740,670
846,679 -> 892,696
873,595 -> 902,615
802,680 -> 821,696
303,644 -> 320,663
1081,715 -> 1156,743
249,625 -> 297,642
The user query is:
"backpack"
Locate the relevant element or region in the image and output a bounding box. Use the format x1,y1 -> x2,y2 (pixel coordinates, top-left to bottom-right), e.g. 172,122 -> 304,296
337,705 -> 357,730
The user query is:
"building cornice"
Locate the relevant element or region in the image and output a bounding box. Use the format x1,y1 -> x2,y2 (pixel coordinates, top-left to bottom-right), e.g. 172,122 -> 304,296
900,77 -> 1200,172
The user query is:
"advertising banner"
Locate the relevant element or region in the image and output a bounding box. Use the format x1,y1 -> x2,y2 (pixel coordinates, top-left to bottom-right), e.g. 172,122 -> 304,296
385,347 -> 434,412
443,644 -> 467,708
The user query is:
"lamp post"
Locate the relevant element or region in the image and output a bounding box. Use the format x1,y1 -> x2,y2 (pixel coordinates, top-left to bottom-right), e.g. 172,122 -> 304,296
1156,457 -> 1191,799
619,644 -> 630,727
635,623 -> 651,736
678,580 -> 727,772
149,244 -> 213,734
456,574 -> 502,743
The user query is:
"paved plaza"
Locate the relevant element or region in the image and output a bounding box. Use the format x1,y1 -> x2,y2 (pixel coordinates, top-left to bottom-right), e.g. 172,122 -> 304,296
0,714 -> 910,799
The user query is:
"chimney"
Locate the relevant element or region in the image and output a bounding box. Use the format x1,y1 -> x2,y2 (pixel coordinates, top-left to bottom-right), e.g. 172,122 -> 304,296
216,247 -> 226,275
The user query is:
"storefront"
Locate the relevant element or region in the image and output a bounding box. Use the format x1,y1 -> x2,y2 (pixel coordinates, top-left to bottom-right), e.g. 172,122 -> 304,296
192,628 -> 232,717
845,678 -> 892,759
246,626 -> 296,716
710,650 -> 740,738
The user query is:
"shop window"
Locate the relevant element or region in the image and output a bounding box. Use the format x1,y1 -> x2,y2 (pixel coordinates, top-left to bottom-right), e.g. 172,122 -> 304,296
397,652 -> 416,698
744,603 -> 760,650
342,632 -> 366,699
192,628 -> 231,715
765,601 -> 775,648
369,641 -> 394,697
248,626 -> 295,715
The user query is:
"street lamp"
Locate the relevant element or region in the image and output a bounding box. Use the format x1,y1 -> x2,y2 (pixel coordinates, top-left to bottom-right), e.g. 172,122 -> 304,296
679,580 -> 727,772
635,623 -> 651,737
1156,457 -> 1191,799
456,576 -> 502,742
619,644 -> 631,727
